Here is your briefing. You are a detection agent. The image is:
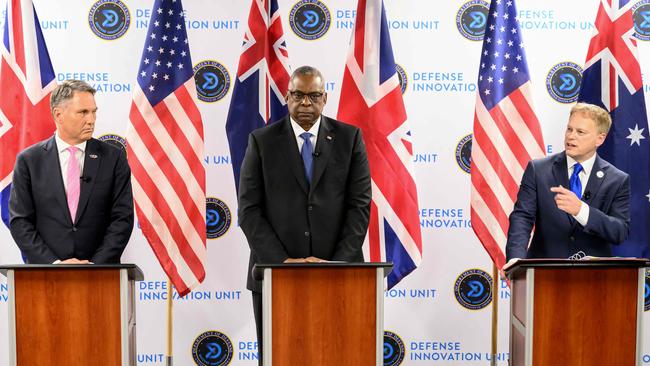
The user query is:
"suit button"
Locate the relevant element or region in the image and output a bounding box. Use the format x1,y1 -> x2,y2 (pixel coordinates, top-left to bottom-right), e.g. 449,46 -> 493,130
72,226 -> 78,232
308,205 -> 313,211
570,236 -> 575,242
304,231 -> 310,237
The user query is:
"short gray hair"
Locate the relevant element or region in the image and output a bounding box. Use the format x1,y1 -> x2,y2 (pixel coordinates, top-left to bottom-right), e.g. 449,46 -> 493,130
50,80 -> 96,114
289,65 -> 325,90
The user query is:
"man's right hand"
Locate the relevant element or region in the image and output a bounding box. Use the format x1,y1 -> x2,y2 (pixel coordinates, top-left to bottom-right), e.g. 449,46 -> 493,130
59,258 -> 91,264
283,258 -> 307,263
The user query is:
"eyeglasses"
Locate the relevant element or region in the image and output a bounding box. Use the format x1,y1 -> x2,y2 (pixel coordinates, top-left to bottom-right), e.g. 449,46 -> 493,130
288,91 -> 325,103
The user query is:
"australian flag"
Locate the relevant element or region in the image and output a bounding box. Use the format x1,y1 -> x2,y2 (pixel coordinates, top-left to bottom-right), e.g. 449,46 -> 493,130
577,0 -> 650,258
225,0 -> 291,191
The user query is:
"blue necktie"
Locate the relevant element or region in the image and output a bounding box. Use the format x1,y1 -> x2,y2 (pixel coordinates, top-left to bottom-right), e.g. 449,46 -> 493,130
299,132 -> 313,184
570,162 -> 583,198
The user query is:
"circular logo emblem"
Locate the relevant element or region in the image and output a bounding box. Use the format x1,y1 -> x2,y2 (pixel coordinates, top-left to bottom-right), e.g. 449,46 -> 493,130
644,270 -> 650,311
395,64 -> 408,95
88,0 -> 130,40
454,269 -> 493,310
289,0 -> 331,40
193,61 -> 231,103
456,0 -> 489,41
98,133 -> 127,151
546,62 -> 583,103
191,331 -> 234,366
633,0 -> 650,41
206,197 -> 231,239
383,331 -> 405,366
455,134 -> 472,174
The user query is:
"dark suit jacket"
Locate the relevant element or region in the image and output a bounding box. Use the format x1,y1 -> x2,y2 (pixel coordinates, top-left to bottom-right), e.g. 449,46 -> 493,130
506,152 -> 630,260
238,116 -> 371,292
9,136 -> 134,264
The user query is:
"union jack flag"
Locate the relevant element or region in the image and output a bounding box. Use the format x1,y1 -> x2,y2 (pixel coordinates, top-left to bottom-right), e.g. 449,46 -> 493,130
0,0 -> 56,228
577,0 -> 650,258
470,0 -> 545,269
225,0 -> 290,190
126,0 -> 206,296
337,0 -> 422,288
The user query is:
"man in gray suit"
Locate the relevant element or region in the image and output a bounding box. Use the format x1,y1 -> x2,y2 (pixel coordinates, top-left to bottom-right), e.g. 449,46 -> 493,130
9,80 -> 134,264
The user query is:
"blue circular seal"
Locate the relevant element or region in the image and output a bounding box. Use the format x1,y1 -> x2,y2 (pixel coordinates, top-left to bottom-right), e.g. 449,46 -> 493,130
98,133 -> 127,151
395,64 -> 408,95
546,62 -> 583,104
88,0 -> 130,40
454,269 -> 493,310
206,197 -> 231,239
193,61 -> 231,103
644,270 -> 650,311
383,331 -> 405,366
456,0 -> 489,41
455,134 -> 472,174
289,0 -> 331,40
633,0 -> 650,41
192,330 -> 233,366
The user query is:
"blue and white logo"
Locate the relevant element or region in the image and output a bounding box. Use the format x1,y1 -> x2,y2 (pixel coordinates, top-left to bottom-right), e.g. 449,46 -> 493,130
454,269 -> 493,310
192,331 -> 234,366
546,62 -> 583,104
455,134 -> 472,174
98,133 -> 127,151
645,271 -> 649,311
633,0 -> 650,41
88,0 -> 130,40
194,61 -> 231,103
456,0 -> 489,41
206,197 -> 232,239
395,64 -> 408,95
383,331 -> 406,366
289,0 -> 331,40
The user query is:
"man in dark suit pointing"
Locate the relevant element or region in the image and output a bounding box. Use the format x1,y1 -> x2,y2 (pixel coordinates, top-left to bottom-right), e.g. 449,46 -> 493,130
506,103 -> 630,262
9,79 -> 134,264
238,66 -> 371,363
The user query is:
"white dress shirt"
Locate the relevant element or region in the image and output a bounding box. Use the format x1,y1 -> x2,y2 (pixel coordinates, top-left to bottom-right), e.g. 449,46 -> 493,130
290,116 -> 321,152
566,153 -> 597,226
55,133 -> 87,193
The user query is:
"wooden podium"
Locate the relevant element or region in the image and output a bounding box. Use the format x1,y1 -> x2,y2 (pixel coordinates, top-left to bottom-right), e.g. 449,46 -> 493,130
0,264 -> 143,366
505,258 -> 648,366
253,262 -> 392,366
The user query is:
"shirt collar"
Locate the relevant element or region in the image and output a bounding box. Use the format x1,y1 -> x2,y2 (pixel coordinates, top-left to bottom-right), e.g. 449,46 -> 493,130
566,152 -> 596,176
290,116 -> 321,138
55,132 -> 87,154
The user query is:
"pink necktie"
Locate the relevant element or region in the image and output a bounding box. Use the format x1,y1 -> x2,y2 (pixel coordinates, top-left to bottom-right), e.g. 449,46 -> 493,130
66,146 -> 80,222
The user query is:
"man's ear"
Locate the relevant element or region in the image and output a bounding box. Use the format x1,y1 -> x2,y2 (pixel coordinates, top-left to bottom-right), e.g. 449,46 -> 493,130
595,132 -> 607,147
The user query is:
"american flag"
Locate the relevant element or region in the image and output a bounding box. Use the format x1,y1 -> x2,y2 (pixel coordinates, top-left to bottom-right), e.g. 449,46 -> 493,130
577,0 -> 650,258
0,0 -> 56,228
126,0 -> 206,296
337,0 -> 422,288
225,0 -> 290,191
470,0 -> 545,269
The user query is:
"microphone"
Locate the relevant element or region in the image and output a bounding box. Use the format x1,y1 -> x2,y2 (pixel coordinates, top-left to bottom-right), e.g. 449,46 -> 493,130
80,176 -> 91,182
583,191 -> 591,200
312,152 -> 320,157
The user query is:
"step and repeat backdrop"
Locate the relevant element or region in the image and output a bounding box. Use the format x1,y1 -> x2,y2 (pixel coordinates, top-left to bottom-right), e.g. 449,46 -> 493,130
1,0 -> 649,365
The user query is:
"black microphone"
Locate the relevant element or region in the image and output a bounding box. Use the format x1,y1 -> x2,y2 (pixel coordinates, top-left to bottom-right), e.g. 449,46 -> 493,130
312,152 -> 320,157
583,191 -> 591,200
80,176 -> 91,182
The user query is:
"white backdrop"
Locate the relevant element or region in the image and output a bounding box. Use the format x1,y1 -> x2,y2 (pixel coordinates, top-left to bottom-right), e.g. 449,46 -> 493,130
1,0 -> 649,365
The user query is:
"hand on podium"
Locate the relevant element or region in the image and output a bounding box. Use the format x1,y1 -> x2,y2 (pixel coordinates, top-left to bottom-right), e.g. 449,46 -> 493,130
59,258 -> 91,264
283,257 -> 327,263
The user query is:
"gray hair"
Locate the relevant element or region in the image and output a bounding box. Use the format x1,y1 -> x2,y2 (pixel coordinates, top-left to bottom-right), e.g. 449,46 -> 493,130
50,80 -> 96,114
289,66 -> 325,90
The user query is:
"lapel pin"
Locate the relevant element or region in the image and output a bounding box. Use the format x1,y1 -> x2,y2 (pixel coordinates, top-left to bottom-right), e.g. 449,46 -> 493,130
596,171 -> 604,178
89,154 -> 98,159
326,135 -> 332,141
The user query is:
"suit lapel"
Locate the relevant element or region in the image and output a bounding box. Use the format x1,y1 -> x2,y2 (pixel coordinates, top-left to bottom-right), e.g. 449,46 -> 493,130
75,139 -> 101,222
582,154 -> 607,205
276,118 -> 309,194
44,137 -> 72,224
551,152 -> 574,227
310,117 -> 335,192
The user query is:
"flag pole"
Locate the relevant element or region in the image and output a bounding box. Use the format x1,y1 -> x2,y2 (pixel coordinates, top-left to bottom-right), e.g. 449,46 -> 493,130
166,279 -> 173,366
490,263 -> 499,366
